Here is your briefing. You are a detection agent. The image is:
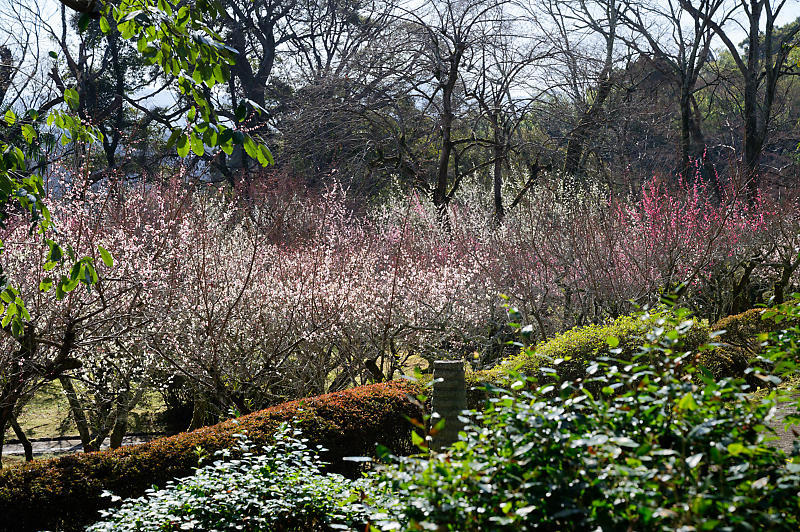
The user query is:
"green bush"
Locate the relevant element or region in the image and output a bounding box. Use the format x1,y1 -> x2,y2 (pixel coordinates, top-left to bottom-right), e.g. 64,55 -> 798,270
699,307 -> 800,381
371,309 -> 800,531
471,311 -> 709,389
88,424 -> 379,532
0,381 -> 422,531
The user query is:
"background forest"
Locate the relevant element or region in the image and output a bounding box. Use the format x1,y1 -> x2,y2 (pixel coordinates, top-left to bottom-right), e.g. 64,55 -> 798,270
0,0 -> 799,464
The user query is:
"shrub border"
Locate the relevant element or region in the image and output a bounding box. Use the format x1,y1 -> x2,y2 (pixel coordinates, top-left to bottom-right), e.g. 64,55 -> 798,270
0,380 -> 423,531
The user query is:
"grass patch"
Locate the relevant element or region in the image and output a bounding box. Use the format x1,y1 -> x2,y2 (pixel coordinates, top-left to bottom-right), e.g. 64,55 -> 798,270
5,383 -> 169,443
4,383 -> 73,442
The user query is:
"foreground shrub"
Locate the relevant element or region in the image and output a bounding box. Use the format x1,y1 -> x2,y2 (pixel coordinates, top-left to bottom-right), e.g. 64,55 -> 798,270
372,308 -> 800,531
88,424 -> 378,532
0,381 -> 421,531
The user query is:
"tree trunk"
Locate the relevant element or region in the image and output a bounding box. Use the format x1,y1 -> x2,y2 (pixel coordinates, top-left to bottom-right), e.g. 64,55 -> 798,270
432,47 -> 463,232
493,145 -> 504,224
563,122 -> 590,178
109,388 -> 131,449
0,401 -> 27,467
109,410 -> 128,449
10,416 -> 33,461
741,1 -> 763,204
433,100 -> 454,230
563,76 -> 613,181
0,46 -> 13,103
0,416 -> 6,468
679,88 -> 693,180
773,253 -> 800,306
59,376 -> 97,452
188,394 -> 208,431
742,79 -> 762,203
492,112 -> 505,224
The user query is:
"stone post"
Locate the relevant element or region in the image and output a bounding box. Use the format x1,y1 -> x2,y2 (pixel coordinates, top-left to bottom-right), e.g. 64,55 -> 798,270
431,360 -> 467,450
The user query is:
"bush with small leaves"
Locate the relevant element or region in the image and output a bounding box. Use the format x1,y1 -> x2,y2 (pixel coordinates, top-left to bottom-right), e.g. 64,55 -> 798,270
476,309 -> 710,387
370,307 -> 800,531
699,305 -> 800,382
88,424 -> 382,532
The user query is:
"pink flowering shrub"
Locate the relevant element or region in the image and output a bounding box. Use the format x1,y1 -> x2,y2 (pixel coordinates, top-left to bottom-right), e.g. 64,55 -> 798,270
2,167 -> 797,441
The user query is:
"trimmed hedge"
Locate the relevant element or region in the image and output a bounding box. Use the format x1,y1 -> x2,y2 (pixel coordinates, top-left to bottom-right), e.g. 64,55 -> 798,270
699,309 -> 765,380
699,307 -> 800,381
466,313 -> 709,393
457,307 -> 795,399
0,381 -> 423,532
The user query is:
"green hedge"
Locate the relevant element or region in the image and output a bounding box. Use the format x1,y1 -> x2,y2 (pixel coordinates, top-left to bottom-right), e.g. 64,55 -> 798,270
458,308 -> 795,398
699,307 -> 800,381
0,381 -> 423,531
699,309 -> 764,380
465,313 -> 709,396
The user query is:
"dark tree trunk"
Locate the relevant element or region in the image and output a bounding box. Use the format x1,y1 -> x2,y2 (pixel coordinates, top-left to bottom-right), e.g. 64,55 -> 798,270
10,416 -> 33,461
432,52 -> 461,232
563,77 -> 613,180
493,145 -> 504,224
0,414 -> 7,468
741,0 -> 764,204
742,70 -> 762,202
0,46 -> 14,103
679,88 -> 693,179
433,91 -> 454,216
188,394 -> 209,431
491,111 -> 505,224
59,376 -> 97,452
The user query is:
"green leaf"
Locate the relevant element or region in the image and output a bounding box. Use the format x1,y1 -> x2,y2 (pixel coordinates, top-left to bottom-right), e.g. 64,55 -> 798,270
260,145 -> 274,165
70,262 -> 82,281
606,336 -> 619,348
99,16 -> 111,33
39,278 -> 53,292
165,129 -> 182,150
677,392 -> 698,411
234,103 -> 247,122
190,133 -> 204,156
63,88 -> 80,111
10,316 -> 22,336
62,277 -> 80,293
2,303 -> 16,328
98,246 -> 114,268
78,14 -> 90,33
243,135 -> 268,166
118,20 -> 135,39
727,442 -> 746,456
4,109 -> 16,126
47,240 -> 62,263
21,124 -> 37,144
176,134 -> 190,157
84,263 -> 98,285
